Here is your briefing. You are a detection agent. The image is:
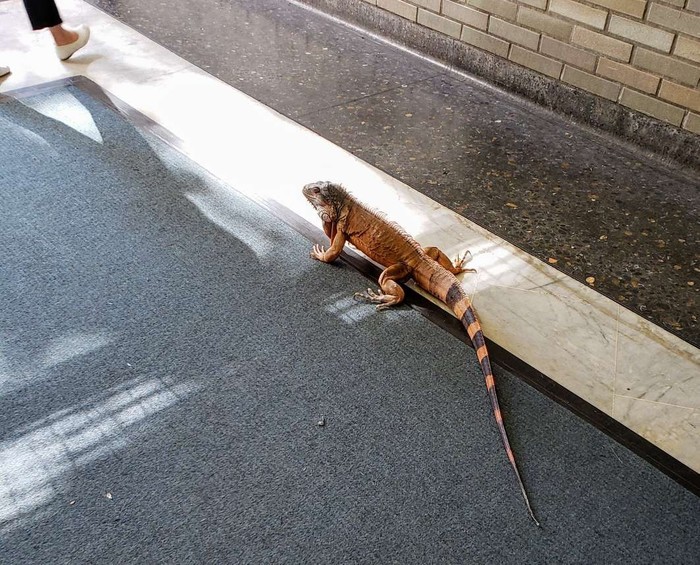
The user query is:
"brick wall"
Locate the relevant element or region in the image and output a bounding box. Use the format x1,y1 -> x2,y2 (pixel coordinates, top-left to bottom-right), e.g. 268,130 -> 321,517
362,0 -> 700,133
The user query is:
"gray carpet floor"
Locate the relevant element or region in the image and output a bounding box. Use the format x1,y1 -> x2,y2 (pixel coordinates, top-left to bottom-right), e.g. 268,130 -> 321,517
0,81 -> 698,564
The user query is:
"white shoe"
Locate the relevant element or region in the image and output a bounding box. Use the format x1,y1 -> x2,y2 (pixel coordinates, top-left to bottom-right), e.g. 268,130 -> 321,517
0,66 -> 10,77
56,25 -> 90,61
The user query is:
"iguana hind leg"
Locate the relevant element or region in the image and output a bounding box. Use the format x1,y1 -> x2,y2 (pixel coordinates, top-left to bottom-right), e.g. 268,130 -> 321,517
424,247 -> 476,275
354,263 -> 411,311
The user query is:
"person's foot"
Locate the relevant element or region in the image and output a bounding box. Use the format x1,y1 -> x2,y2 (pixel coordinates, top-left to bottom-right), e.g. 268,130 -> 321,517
0,66 -> 10,77
55,25 -> 90,61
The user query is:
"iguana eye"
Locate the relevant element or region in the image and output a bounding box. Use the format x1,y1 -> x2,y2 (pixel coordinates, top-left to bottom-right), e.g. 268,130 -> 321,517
313,187 -> 321,194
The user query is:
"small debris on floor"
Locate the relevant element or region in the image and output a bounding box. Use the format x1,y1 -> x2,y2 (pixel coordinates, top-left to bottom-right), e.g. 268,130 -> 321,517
317,416 -> 326,427
104,492 -> 113,500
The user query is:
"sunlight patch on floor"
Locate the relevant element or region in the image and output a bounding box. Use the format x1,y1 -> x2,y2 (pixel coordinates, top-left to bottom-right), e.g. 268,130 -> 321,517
0,376 -> 197,530
39,331 -> 112,370
324,294 -> 378,324
20,90 -> 103,144
186,187 -> 279,260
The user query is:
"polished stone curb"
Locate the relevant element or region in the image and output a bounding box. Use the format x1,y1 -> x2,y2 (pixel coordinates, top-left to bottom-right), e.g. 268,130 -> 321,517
293,0 -> 700,170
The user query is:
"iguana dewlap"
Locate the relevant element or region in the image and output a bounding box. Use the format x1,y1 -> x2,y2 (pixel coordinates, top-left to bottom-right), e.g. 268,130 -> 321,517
303,180 -> 539,526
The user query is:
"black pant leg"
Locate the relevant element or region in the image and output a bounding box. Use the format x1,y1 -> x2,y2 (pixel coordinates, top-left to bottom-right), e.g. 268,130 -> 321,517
23,0 -> 63,30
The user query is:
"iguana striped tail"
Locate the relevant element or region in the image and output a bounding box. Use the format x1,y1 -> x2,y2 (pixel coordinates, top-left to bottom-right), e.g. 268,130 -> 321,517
446,282 -> 540,527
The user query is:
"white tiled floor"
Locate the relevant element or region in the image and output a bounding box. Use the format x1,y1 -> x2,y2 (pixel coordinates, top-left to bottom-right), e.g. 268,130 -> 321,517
2,0 -> 698,472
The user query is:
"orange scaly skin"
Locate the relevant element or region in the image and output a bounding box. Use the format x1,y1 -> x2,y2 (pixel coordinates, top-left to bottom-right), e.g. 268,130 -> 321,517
303,181 -> 540,526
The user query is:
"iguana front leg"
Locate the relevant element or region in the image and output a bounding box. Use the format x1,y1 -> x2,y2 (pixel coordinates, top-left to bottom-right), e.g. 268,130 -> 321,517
354,263 -> 411,311
322,221 -> 337,242
311,230 -> 346,263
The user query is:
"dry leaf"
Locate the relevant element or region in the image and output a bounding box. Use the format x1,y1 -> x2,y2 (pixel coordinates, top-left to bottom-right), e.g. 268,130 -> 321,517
547,258 -> 558,264
505,202 -> 518,209
586,277 -> 595,285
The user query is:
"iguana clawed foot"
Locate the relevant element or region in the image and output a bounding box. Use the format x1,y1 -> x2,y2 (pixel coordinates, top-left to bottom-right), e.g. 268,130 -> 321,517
310,244 -> 326,261
354,287 -> 381,302
454,251 -> 477,274
354,288 -> 398,311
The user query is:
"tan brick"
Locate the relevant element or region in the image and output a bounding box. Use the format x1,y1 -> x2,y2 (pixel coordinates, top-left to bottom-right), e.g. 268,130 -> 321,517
562,65 -> 621,100
674,36 -> 700,64
662,0 -> 686,7
647,3 -> 700,39
540,36 -> 597,71
608,15 -> 674,52
518,0 -> 547,8
442,1 -> 488,30
658,80 -> 700,112
550,0 -> 608,30
634,48 -> 700,86
418,8 -> 462,38
467,0 -> 518,21
413,0 -> 441,10
596,58 -> 660,93
488,17 -> 540,49
460,26 -> 511,57
517,7 -> 574,41
684,112 -> 700,134
587,0 -> 646,18
572,27 -> 633,61
510,45 -> 564,78
377,0 -> 417,20
620,87 -> 685,125
688,0 -> 700,14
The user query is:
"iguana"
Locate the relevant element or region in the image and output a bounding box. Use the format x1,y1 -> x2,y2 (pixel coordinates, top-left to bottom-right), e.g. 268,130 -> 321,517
303,181 -> 539,526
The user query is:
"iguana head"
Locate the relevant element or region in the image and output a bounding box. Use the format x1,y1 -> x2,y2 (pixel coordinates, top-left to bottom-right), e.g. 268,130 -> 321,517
302,181 -> 348,223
